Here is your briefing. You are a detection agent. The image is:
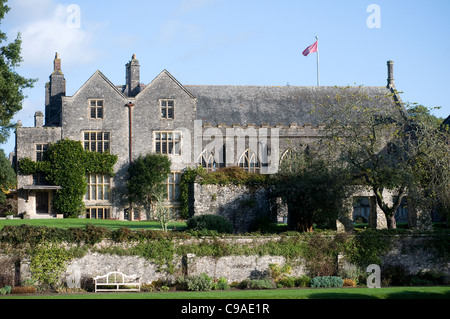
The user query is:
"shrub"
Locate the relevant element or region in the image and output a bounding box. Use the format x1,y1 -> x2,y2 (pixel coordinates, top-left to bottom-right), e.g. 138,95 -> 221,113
381,264 -> 410,286
268,263 -> 292,282
238,279 -> 276,290
177,273 -> 213,291
213,277 -> 230,290
11,286 -> 37,294
310,276 -> 344,288
294,275 -> 311,287
29,242 -> 70,290
186,215 -> 233,234
0,285 -> 11,295
343,279 -> 356,287
278,276 -> 296,288
410,270 -> 446,286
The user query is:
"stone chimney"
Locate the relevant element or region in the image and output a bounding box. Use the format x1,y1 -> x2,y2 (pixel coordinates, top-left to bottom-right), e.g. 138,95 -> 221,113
54,52 -> 61,71
387,60 -> 395,89
45,52 -> 66,126
34,111 -> 44,127
126,54 -> 140,97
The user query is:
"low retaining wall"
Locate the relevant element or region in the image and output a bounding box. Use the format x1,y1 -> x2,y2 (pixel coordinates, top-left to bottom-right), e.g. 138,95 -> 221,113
0,234 -> 448,289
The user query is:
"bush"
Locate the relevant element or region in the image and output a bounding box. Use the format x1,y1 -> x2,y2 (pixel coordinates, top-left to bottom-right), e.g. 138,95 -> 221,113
0,285 -> 11,295
343,279 -> 356,287
294,275 -> 311,287
213,277 -> 230,290
382,264 -> 410,286
310,276 -> 344,288
409,270 -> 445,286
278,276 -> 296,288
238,279 -> 276,290
186,215 -> 234,234
177,273 -> 213,291
11,286 -> 37,294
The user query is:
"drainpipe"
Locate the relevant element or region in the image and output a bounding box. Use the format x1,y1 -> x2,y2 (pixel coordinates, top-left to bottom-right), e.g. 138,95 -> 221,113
126,102 -> 134,221
126,102 -> 134,163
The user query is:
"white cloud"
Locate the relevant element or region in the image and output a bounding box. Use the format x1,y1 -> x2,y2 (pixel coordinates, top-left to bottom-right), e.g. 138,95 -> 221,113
7,0 -> 98,68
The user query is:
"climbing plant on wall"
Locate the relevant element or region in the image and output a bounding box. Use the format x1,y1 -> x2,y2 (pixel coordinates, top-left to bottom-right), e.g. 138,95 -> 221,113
18,139 -> 118,218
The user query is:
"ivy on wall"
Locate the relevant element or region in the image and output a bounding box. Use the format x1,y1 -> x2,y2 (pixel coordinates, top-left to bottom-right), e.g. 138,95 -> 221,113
18,139 -> 118,217
179,166 -> 271,219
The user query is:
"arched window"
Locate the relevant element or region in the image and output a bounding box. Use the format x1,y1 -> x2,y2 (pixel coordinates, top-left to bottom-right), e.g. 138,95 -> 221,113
238,149 -> 260,173
280,148 -> 294,163
197,149 -> 218,172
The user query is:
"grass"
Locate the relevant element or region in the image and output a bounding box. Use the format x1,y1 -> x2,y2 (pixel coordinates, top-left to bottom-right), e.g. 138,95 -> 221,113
1,286 -> 449,299
0,218 -> 187,231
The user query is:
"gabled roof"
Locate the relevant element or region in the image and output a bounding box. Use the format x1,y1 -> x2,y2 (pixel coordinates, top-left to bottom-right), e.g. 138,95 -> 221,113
186,85 -> 405,126
68,70 -> 126,99
137,69 -> 196,99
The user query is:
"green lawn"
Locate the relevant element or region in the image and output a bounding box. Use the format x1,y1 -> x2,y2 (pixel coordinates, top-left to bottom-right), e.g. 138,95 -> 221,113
1,286 -> 449,299
0,218 -> 187,231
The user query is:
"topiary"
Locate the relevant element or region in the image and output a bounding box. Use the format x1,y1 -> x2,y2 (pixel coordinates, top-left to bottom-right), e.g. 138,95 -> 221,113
186,215 -> 234,234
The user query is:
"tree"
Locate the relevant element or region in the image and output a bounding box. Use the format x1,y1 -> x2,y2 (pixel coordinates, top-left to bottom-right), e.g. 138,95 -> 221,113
0,1 -> 36,143
315,86 -> 450,229
127,154 -> 171,219
315,87 -> 413,229
405,105 -> 450,226
0,148 -> 14,204
273,148 -> 348,232
154,193 -> 172,232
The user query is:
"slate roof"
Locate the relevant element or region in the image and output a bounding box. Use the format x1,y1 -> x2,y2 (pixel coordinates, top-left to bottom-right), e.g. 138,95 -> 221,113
185,85 -> 404,127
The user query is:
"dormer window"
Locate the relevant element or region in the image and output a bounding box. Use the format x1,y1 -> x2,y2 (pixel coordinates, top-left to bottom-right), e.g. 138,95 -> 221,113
90,99 -> 104,119
160,99 -> 174,119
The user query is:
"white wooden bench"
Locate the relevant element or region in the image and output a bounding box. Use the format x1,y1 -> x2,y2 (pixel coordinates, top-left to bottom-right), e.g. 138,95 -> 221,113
94,271 -> 141,292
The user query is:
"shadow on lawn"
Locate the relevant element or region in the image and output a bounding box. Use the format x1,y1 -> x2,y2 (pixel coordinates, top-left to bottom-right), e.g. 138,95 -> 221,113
308,289 -> 450,299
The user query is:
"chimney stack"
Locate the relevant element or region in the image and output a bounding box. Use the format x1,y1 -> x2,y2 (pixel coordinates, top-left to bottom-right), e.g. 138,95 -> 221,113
34,111 -> 44,127
54,52 -> 61,71
387,60 -> 395,89
45,52 -> 66,126
126,54 -> 140,97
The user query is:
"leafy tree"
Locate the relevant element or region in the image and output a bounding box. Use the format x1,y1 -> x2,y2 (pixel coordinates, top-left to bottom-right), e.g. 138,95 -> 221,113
0,148 -> 14,204
315,86 -> 450,229
127,154 -> 171,218
273,148 -> 348,232
407,103 -> 444,129
0,0 -> 36,143
406,105 -> 450,226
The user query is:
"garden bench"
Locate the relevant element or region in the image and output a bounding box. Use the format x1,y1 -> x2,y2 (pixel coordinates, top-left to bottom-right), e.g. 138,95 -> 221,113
94,271 -> 141,292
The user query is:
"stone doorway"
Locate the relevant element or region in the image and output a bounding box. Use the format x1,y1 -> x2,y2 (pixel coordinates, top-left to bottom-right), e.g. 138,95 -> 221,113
35,191 -> 49,214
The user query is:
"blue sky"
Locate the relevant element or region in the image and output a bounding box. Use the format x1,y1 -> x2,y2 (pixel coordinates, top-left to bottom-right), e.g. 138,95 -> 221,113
2,0 -> 450,155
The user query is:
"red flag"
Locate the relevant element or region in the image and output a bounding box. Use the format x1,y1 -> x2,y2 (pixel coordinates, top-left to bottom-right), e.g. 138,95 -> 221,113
302,41 -> 318,56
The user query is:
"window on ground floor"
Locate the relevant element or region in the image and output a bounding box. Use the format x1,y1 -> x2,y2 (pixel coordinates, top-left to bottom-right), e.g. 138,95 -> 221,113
166,171 -> 181,201
86,207 -> 111,219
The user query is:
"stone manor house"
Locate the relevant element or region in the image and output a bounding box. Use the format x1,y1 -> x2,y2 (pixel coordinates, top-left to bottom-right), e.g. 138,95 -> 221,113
13,53 -> 408,226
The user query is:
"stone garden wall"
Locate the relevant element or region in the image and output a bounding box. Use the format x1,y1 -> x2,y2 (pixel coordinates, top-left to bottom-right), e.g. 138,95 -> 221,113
0,234 -> 448,289
189,183 -> 279,233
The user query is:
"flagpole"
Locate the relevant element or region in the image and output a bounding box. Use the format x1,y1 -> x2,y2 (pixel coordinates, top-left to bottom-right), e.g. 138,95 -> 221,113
315,35 -> 319,86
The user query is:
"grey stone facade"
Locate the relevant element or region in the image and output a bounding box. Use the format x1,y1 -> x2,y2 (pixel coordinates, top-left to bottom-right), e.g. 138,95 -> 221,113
14,53 -> 405,224
190,183 -> 277,233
